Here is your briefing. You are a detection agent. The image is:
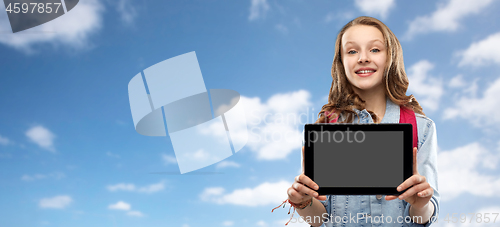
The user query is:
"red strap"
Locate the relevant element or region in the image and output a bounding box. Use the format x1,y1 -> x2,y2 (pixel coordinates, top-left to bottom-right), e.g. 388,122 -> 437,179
399,106 -> 418,149
325,110 -> 339,123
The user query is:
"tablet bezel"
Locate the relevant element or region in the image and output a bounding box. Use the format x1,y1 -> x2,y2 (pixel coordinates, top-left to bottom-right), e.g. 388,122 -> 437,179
304,123 -> 413,195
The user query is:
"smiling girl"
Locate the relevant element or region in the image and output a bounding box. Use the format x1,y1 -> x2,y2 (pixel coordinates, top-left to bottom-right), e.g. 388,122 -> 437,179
282,16 -> 439,227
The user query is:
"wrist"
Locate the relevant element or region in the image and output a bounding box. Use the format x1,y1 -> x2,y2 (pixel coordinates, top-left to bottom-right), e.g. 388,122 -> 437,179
290,198 -> 313,209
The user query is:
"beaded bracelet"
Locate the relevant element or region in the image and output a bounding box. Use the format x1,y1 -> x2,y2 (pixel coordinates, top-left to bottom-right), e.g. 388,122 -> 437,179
271,198 -> 314,225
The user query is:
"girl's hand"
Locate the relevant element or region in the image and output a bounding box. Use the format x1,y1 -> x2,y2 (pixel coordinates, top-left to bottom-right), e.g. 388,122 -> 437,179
385,147 -> 434,209
287,173 -> 327,205
288,147 -> 327,204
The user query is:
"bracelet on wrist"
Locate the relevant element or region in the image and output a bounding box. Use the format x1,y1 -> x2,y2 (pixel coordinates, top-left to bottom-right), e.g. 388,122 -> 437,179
290,198 -> 313,209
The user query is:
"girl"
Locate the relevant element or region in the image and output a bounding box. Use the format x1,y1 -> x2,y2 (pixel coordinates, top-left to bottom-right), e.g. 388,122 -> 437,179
281,16 -> 439,227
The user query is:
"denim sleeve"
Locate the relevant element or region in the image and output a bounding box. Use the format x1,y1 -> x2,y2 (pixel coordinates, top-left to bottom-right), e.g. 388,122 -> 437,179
404,119 -> 440,226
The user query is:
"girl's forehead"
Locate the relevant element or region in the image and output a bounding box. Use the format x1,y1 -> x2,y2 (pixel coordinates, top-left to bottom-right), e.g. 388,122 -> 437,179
342,25 -> 384,46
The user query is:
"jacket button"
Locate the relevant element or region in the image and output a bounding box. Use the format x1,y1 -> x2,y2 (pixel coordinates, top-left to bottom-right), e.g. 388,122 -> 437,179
376,195 -> 383,200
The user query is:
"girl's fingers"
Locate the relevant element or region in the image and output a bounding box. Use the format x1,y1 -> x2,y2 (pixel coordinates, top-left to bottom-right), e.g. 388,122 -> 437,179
385,195 -> 398,201
293,182 -> 319,198
417,187 -> 434,197
397,175 -> 426,193
317,195 -> 327,201
295,174 -> 320,192
398,182 -> 430,200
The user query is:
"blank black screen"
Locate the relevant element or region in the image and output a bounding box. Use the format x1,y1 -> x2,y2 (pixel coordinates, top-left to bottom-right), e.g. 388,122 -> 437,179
313,131 -> 403,187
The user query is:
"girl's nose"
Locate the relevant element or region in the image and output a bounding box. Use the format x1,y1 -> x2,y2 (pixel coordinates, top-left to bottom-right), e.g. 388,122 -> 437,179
358,52 -> 370,63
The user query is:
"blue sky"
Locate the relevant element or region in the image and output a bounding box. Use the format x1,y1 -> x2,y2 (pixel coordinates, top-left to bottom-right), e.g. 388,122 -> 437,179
1,0 -> 500,226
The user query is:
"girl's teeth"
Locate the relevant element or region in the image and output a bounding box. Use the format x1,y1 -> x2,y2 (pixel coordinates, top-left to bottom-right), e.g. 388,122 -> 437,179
357,70 -> 375,74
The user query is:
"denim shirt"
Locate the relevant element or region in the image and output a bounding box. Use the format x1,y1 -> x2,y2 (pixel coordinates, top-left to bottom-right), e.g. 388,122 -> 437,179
302,98 -> 440,227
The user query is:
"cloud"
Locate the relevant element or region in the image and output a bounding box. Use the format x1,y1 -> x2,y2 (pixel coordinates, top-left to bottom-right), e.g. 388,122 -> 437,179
0,0 -> 104,53
240,90 -> 312,160
222,221 -> 234,226
448,74 -> 466,88
407,60 -> 443,112
248,0 -> 269,21
200,180 -> 290,206
21,172 -> 65,181
404,0 -> 494,39
434,206 -> 500,227
438,142 -> 500,201
137,181 -> 165,193
116,0 -> 137,25
39,195 -> 72,209
108,201 -> 131,210
107,183 -> 136,192
25,126 -> 56,152
108,201 -> 144,217
106,152 -> 120,158
324,11 -> 355,23
0,135 -> 10,145
275,24 -> 288,34
457,32 -> 500,67
126,210 -> 144,217
216,161 -> 241,169
107,181 -> 165,193
443,77 -> 500,127
161,154 -> 177,165
354,0 -> 395,19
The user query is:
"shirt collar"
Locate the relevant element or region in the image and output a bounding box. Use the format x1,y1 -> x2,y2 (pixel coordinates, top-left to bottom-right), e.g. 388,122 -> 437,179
351,97 -> 400,123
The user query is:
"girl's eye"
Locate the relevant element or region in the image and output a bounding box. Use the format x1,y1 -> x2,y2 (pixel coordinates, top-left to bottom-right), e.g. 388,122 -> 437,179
371,49 -> 380,53
348,50 -> 357,54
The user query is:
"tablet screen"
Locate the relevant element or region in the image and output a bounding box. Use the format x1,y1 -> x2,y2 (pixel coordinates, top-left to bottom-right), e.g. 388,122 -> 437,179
313,131 -> 403,187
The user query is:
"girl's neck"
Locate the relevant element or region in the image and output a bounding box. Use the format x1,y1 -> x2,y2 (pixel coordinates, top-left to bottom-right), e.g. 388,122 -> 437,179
354,87 -> 387,123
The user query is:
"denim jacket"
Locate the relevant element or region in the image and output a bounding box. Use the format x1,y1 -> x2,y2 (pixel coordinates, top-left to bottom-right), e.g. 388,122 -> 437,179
302,97 -> 440,227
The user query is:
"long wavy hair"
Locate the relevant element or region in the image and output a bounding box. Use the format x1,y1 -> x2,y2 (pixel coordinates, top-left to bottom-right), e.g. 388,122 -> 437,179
317,16 -> 424,124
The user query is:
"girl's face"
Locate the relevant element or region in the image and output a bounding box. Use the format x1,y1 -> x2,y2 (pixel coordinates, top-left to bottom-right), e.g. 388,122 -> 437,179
341,25 -> 387,94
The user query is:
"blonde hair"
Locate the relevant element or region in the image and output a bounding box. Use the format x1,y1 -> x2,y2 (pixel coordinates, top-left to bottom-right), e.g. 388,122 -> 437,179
317,16 -> 424,123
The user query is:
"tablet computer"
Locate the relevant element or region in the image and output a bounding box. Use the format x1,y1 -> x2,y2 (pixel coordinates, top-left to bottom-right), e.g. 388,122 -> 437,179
304,123 -> 413,195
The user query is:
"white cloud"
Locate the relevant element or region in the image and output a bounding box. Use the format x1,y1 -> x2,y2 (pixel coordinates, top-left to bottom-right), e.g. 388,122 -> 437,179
216,161 -> 241,169
21,172 -> 65,181
25,126 -> 56,152
107,181 -> 165,193
107,183 -> 136,192
39,195 -> 72,209
275,24 -> 288,34
126,210 -> 144,217
137,181 -> 165,193
222,221 -> 234,226
438,143 -> 500,201
443,77 -> 500,126
161,154 -> 177,165
404,0 -> 494,39
0,135 -> 10,145
354,0 -> 395,19
241,90 -> 311,160
106,152 -> 120,158
256,220 -> 268,227
116,0 -> 137,25
448,74 -> 466,88
457,32 -> 500,67
200,180 -> 290,206
108,201 -> 131,210
324,11 -> 355,23
407,60 -> 443,112
108,201 -> 145,217
248,0 -> 270,21
0,0 -> 104,53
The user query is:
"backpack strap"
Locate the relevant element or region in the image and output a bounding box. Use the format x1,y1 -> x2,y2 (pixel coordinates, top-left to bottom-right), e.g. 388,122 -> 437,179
399,106 -> 418,149
325,110 -> 340,123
